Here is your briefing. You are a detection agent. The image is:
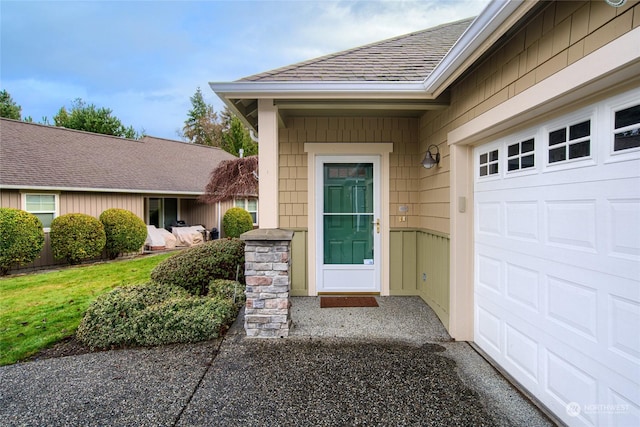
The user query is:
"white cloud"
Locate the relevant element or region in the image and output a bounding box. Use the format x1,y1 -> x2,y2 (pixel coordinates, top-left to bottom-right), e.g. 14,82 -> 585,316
2,0 -> 491,140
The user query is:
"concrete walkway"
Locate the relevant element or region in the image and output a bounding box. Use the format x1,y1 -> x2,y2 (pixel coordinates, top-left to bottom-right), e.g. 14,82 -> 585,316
0,296 -> 556,426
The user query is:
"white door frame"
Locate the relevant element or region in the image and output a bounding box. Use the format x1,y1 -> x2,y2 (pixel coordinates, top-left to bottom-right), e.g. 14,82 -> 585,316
315,155 -> 381,293
304,143 -> 393,296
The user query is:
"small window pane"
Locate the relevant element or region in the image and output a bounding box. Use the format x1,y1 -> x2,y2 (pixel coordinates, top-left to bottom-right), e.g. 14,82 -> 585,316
33,213 -> 54,228
250,212 -> 257,223
508,144 -> 519,157
489,163 -> 499,175
521,155 -> 535,169
569,120 -> 590,140
480,153 -> 488,164
614,130 -> 640,151
480,165 -> 488,176
549,147 -> 566,163
26,194 -> 55,211
549,129 -> 566,146
247,199 -> 257,210
615,105 -> 640,129
568,140 -> 590,159
508,158 -> 520,171
490,150 -> 499,162
234,200 -> 244,208
521,139 -> 535,153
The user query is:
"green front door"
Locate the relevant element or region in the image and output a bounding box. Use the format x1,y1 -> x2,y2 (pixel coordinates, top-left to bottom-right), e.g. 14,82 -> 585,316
316,156 -> 380,292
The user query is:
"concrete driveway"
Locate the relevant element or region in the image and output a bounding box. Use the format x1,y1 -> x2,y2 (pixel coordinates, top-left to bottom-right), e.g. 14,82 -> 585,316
0,297 -> 556,426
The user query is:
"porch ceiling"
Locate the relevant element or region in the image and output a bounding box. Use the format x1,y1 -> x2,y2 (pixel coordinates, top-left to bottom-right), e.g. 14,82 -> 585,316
229,95 -> 449,131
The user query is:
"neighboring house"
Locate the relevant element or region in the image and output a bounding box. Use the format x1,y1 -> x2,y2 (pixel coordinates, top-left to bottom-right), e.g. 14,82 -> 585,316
0,119 -> 237,269
211,1 -> 640,426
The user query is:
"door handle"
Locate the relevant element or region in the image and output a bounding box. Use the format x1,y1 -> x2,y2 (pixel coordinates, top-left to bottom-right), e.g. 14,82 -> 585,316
372,218 -> 380,234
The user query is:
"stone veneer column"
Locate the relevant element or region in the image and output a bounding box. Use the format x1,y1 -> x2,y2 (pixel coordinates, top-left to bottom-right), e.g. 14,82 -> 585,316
240,228 -> 294,338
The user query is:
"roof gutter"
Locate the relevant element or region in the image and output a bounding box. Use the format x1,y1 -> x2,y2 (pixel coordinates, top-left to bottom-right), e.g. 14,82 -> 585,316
422,0 -> 526,95
209,81 -> 432,100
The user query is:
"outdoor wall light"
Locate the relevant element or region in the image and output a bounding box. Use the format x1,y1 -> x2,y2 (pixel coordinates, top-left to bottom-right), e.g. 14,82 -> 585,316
421,145 -> 441,169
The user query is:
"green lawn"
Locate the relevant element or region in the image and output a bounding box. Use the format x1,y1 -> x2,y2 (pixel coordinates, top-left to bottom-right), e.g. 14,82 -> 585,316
0,252 -> 174,366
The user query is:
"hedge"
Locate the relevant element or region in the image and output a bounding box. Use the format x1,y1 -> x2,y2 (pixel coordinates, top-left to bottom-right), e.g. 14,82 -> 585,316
99,208 -> 147,259
0,208 -> 45,275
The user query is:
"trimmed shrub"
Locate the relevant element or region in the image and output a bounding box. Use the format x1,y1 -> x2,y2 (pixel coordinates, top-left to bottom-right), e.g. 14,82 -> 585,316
50,213 -> 106,264
99,208 -> 147,259
222,207 -> 253,238
0,208 -> 45,275
208,279 -> 246,306
76,282 -> 237,349
151,238 -> 245,295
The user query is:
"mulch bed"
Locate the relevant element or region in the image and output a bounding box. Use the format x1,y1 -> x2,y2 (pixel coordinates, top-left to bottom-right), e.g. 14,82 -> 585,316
320,296 -> 379,308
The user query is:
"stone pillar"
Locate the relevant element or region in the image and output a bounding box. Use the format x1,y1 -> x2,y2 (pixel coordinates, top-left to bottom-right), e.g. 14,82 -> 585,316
241,228 -> 294,338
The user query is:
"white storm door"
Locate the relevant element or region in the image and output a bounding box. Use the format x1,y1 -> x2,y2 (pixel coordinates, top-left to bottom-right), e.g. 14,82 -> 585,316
316,156 -> 381,293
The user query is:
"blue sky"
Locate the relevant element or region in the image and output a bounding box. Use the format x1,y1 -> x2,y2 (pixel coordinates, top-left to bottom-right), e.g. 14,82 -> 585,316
1,0 -> 490,140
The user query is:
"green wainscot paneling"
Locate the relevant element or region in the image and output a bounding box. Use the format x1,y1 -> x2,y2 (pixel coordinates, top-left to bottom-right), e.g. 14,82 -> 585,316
389,229 -> 450,329
289,229 -> 308,296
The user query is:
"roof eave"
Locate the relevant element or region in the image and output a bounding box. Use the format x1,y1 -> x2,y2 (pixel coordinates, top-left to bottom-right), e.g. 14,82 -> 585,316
423,0 -> 535,95
0,184 -> 205,196
209,81 -> 432,100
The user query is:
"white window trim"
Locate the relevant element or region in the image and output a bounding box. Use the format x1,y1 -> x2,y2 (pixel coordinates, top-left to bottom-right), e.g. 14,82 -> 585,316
605,87 -> 640,162
234,198 -> 258,225
21,192 -> 59,232
542,107 -> 597,172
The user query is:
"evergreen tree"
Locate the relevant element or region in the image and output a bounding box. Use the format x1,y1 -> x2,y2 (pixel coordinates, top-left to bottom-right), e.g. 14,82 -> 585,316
0,90 -> 22,120
53,98 -> 139,139
182,87 -> 222,146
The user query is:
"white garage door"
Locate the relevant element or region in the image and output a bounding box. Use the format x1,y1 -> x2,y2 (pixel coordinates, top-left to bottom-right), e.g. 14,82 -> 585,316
474,89 -> 640,427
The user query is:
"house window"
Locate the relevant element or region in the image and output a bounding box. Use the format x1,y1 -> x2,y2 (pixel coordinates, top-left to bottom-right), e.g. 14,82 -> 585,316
548,120 -> 591,163
235,198 -> 258,225
613,104 -> 640,152
507,138 -> 535,172
23,193 -> 58,229
479,149 -> 499,177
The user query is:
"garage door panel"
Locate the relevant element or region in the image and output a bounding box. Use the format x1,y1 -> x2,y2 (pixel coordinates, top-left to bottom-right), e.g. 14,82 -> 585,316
608,198 -> 640,260
474,92 -> 640,426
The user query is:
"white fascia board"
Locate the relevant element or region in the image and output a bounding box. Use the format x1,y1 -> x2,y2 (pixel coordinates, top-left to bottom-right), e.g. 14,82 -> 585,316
209,81 -> 431,100
2,184 -> 203,196
422,0 -> 525,93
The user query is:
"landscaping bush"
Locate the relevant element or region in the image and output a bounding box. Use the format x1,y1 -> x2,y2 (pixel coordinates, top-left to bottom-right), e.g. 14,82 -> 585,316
222,207 -> 254,238
76,282 -> 239,350
0,208 -> 45,275
208,279 -> 246,306
99,208 -> 147,259
151,238 -> 245,295
50,213 -> 106,264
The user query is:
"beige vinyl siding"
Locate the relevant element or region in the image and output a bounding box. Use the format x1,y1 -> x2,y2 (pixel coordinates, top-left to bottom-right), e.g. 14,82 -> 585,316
389,229 -> 450,328
418,0 -> 639,236
58,192 -> 144,218
180,198 -> 219,230
279,116 -> 420,229
0,190 -> 21,209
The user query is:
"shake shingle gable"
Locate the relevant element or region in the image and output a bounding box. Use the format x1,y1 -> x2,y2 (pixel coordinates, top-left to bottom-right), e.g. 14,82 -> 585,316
0,119 -> 236,194
240,18 -> 474,83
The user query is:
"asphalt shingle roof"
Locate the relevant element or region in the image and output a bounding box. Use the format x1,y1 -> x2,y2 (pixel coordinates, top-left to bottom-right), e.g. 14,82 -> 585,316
0,119 -> 236,194
239,18 -> 474,82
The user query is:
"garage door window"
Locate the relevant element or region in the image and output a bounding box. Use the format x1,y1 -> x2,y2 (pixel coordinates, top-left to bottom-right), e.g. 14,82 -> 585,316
479,149 -> 499,177
548,120 -> 590,164
507,138 -> 535,171
614,104 -> 640,152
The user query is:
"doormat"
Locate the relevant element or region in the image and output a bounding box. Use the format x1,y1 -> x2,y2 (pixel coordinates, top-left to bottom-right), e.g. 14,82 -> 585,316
320,296 -> 379,308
